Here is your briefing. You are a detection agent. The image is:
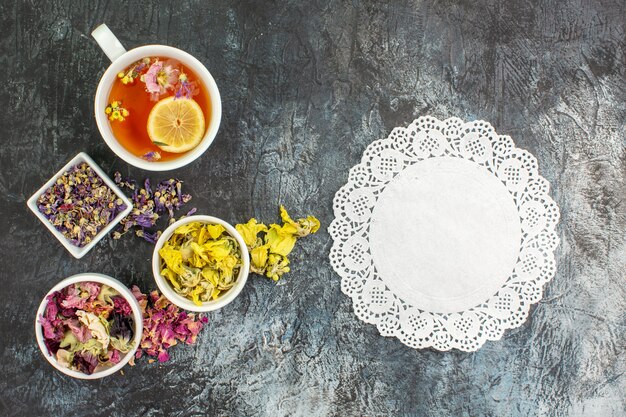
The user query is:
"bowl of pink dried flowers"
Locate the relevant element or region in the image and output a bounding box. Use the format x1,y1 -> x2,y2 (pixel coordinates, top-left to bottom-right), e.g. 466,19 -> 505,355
35,273 -> 143,379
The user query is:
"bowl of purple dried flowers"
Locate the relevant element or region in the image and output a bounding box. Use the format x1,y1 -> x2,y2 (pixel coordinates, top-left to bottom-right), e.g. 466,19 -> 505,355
26,152 -> 132,259
35,273 -> 143,379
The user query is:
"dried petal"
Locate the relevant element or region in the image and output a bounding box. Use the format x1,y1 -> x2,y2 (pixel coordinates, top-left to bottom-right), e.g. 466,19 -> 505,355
129,286 -> 207,364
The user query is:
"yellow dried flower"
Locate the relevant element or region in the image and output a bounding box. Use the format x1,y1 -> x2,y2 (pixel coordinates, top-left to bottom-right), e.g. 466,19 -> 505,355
235,218 -> 267,248
265,224 -> 297,256
235,207 -> 319,282
266,254 -> 290,281
106,100 -> 129,122
280,205 -> 320,237
250,243 -> 270,274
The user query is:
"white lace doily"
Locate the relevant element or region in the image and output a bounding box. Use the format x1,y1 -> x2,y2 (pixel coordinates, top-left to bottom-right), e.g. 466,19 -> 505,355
329,116 -> 560,352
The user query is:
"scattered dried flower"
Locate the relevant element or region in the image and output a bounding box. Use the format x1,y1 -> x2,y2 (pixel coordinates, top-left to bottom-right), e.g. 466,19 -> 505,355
129,286 -> 208,363
235,206 -> 320,281
113,174 -> 195,243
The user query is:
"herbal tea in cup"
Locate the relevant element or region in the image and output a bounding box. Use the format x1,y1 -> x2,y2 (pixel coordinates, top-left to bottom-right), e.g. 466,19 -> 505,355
92,24 -> 221,171
106,57 -> 211,162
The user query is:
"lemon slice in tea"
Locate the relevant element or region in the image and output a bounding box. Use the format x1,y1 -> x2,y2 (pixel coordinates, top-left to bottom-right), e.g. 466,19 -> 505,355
147,97 -> 206,153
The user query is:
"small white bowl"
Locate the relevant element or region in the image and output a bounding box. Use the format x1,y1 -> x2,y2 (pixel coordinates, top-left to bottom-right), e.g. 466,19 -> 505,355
35,273 -> 143,379
26,152 -> 133,259
152,215 -> 250,312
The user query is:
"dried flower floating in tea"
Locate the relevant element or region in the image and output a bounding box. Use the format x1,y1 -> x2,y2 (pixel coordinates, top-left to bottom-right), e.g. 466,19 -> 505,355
117,57 -> 150,85
142,60 -> 180,101
105,100 -> 129,122
235,206 -> 320,281
36,162 -> 127,247
174,73 -> 199,100
130,286 -> 207,363
141,151 -> 162,162
113,173 -> 195,243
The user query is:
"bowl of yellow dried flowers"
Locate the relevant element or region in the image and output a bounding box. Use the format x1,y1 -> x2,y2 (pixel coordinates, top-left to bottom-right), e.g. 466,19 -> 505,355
152,215 -> 250,312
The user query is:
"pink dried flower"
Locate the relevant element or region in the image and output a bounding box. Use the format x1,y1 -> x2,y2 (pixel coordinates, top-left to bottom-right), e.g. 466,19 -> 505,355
64,318 -> 91,343
108,349 -> 121,364
112,296 -> 133,316
83,300 -> 114,318
142,60 -> 179,101
60,284 -> 87,310
39,314 -> 63,345
143,62 -> 162,93
131,286 -> 148,313
79,282 -> 101,300
157,351 -> 170,362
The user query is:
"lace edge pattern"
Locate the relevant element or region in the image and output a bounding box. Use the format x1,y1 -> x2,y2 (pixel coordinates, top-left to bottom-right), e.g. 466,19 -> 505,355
329,116 -> 560,352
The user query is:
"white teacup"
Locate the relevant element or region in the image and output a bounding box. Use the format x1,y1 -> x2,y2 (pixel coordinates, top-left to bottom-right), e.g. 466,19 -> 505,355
91,24 -> 222,171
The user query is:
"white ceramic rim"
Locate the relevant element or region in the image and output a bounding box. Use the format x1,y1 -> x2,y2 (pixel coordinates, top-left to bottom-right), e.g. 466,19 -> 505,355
34,273 -> 143,380
94,45 -> 222,171
152,215 -> 250,312
26,152 -> 133,259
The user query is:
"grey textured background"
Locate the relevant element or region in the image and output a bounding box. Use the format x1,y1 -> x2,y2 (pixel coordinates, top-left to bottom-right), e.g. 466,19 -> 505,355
0,1 -> 624,416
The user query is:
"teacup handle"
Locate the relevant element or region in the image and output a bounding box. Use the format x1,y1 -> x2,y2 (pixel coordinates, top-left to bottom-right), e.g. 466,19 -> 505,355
91,24 -> 127,62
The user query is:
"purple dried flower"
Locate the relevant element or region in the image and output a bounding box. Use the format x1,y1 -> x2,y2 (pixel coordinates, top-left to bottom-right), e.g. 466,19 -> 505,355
109,311 -> 135,341
113,173 -> 195,243
141,151 -> 161,162
174,73 -> 199,100
134,212 -> 158,228
141,230 -> 161,244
